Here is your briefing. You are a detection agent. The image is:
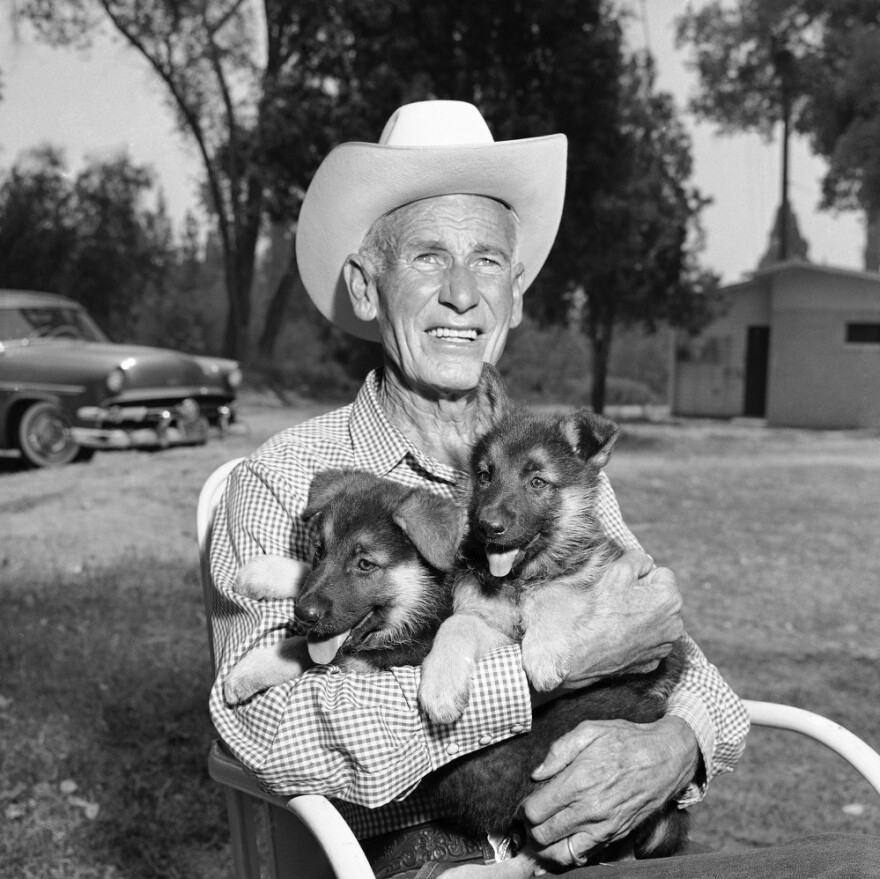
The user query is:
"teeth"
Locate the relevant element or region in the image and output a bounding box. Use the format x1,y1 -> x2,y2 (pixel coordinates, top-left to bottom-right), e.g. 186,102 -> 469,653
429,327 -> 478,340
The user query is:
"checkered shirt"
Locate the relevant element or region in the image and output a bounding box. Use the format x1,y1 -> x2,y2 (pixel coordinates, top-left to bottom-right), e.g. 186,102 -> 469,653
208,369 -> 749,840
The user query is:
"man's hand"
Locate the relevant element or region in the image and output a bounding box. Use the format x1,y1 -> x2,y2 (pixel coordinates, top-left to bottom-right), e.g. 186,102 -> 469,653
522,716 -> 699,865
558,551 -> 684,691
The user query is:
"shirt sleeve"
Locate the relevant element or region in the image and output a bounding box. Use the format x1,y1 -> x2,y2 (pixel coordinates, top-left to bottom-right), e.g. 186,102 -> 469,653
595,472 -> 751,805
208,456 -> 533,808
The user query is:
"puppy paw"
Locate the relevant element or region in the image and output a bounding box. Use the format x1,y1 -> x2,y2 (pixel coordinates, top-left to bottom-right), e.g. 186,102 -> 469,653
223,638 -> 309,704
521,639 -> 568,692
234,555 -> 309,600
418,653 -> 474,724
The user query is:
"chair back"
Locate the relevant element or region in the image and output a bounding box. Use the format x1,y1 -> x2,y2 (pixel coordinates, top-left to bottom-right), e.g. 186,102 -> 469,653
197,457 -> 245,671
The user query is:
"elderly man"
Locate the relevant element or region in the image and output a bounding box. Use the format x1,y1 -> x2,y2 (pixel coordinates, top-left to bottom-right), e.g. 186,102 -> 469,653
208,102 -> 876,877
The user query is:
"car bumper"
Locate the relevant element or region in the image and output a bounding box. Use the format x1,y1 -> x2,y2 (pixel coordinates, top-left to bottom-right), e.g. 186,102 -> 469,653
72,401 -> 237,450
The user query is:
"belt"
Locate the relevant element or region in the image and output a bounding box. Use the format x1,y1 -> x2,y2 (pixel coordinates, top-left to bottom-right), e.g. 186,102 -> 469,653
361,821 -> 495,879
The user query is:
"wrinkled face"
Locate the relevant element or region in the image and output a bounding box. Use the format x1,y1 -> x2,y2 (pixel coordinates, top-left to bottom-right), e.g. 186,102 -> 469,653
353,194 -> 525,396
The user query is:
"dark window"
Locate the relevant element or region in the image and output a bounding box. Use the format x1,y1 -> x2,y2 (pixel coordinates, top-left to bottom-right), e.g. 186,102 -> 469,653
846,323 -> 880,344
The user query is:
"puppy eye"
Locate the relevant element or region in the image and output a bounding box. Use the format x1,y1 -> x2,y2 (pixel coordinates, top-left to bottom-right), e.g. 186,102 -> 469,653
356,558 -> 377,572
530,476 -> 547,489
313,541 -> 325,561
476,468 -> 491,485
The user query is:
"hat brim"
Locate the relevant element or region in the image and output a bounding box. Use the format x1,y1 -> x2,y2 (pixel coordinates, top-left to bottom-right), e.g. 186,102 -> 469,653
295,135 -> 567,342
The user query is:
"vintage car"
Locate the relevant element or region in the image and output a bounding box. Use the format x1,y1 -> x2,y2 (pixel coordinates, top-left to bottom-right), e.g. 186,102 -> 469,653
0,290 -> 241,467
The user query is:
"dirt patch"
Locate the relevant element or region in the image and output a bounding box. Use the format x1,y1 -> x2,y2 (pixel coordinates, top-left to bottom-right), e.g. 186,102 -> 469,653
0,393 -> 334,579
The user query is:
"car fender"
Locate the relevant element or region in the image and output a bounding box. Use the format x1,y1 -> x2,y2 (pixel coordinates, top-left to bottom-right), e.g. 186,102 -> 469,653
0,389 -> 72,451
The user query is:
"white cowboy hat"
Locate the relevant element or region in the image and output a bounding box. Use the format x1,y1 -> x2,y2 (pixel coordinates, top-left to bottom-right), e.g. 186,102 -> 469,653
295,100 -> 568,342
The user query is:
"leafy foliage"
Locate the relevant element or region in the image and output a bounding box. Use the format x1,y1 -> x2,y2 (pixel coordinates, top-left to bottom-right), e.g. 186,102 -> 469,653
677,0 -> 880,218
0,147 -> 172,339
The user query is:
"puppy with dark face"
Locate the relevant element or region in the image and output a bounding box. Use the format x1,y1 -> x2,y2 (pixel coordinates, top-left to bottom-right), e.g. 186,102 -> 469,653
293,470 -> 462,671
222,470 -> 462,704
419,408 -> 635,720
417,407 -> 689,863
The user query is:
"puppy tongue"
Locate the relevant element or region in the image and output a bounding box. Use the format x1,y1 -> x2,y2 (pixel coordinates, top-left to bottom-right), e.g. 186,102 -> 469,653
487,548 -> 519,578
307,630 -> 351,665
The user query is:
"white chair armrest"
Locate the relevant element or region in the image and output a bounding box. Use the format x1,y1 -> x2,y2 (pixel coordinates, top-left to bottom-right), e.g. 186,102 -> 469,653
744,699 -> 880,796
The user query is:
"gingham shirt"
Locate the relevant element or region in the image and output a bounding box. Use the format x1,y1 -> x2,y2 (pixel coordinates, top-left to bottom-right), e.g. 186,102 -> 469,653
208,369 -> 749,839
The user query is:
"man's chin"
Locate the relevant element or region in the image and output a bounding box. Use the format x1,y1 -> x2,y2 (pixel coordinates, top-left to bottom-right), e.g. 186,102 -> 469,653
424,360 -> 487,397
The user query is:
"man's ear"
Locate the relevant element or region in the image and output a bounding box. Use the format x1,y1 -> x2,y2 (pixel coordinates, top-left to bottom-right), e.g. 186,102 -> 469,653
509,262 -> 525,329
559,410 -> 621,469
343,253 -> 379,322
393,489 -> 464,573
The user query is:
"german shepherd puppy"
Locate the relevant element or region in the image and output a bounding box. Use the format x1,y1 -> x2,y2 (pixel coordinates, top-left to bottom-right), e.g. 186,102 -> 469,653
222,470 -> 462,705
417,406 -> 689,861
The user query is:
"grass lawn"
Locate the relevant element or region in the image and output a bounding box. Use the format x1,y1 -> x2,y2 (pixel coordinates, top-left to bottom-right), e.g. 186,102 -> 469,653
1,403 -> 878,877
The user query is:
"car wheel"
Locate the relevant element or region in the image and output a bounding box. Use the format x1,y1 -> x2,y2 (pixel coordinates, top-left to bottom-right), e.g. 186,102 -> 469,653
17,401 -> 84,467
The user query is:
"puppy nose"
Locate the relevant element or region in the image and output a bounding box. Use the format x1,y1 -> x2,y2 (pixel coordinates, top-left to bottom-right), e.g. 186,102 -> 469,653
294,601 -> 322,628
478,518 -> 507,540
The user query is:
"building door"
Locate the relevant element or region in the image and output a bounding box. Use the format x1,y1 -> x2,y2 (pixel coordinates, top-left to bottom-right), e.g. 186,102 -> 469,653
743,325 -> 771,417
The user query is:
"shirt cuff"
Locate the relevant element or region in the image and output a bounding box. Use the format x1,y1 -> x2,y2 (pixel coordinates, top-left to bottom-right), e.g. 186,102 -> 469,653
420,644 -> 532,776
666,690 -> 716,807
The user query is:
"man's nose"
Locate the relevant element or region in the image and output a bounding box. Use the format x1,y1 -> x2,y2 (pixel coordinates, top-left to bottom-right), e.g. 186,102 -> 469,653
439,262 -> 479,312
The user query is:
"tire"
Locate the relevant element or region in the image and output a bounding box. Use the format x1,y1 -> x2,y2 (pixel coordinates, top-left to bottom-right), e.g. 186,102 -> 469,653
17,401 -> 84,467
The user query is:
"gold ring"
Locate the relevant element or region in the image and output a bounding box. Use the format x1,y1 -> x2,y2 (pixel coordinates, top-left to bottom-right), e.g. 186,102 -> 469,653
566,836 -> 589,867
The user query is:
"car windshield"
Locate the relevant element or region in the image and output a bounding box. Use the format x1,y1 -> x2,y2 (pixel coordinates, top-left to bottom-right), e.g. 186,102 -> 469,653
0,305 -> 108,344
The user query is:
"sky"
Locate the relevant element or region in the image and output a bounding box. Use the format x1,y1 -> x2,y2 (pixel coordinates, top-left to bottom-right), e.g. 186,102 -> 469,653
0,1 -> 867,284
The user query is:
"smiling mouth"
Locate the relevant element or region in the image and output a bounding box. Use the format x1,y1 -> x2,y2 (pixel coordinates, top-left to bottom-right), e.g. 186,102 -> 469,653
427,327 -> 480,341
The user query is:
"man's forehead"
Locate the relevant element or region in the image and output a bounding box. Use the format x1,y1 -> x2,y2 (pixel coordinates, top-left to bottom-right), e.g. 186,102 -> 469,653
381,194 -> 517,246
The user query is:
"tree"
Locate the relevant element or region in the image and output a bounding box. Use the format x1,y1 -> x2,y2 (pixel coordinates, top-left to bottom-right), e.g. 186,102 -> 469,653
676,0 -> 880,268
545,57 -> 717,412
0,147 -> 172,337
0,145 -> 78,294
20,0 -> 357,361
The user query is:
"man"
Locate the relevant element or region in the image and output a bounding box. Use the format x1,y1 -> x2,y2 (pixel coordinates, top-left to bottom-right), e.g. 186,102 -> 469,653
208,101 -> 876,876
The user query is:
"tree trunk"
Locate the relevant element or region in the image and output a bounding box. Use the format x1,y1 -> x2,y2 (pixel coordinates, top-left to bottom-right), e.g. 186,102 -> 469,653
865,208 -> 880,273
257,246 -> 299,362
589,320 -> 614,414
221,247 -> 255,362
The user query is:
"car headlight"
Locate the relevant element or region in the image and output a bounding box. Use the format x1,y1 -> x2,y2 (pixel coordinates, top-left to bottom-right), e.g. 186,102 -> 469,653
106,368 -> 126,393
227,367 -> 243,390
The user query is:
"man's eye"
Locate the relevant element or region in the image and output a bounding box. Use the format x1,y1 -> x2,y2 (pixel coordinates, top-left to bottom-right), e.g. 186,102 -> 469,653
414,252 -> 445,265
356,558 -> 377,572
474,256 -> 502,269
530,476 -> 547,489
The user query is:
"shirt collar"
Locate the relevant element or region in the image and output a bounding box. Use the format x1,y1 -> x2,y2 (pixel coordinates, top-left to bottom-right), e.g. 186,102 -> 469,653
350,369 -> 461,486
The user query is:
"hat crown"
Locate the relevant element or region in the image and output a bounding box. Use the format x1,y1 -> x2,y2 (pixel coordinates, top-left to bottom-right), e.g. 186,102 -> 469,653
379,101 -> 495,147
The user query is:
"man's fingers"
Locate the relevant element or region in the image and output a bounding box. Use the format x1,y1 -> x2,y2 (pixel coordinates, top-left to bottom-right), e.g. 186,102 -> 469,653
605,550 -> 652,590
531,723 -> 600,781
532,829 -> 604,868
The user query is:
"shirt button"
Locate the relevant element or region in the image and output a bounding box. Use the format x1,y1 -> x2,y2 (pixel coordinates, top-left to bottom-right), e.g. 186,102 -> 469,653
510,724 -> 524,734
446,743 -> 461,756
478,734 -> 493,746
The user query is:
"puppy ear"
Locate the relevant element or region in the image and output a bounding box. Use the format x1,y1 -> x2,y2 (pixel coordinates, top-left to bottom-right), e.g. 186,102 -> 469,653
393,489 -> 463,573
303,469 -> 352,520
477,363 -> 512,421
560,410 -> 621,469
462,362 -> 511,445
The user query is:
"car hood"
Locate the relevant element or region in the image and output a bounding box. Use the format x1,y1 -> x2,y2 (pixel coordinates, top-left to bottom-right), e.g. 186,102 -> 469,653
1,340 -> 237,390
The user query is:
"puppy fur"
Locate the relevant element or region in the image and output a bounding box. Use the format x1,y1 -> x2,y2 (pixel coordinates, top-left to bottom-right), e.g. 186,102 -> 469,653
418,405 -> 689,863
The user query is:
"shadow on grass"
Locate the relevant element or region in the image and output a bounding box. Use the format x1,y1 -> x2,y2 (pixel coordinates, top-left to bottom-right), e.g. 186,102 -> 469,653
0,560 -> 230,879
